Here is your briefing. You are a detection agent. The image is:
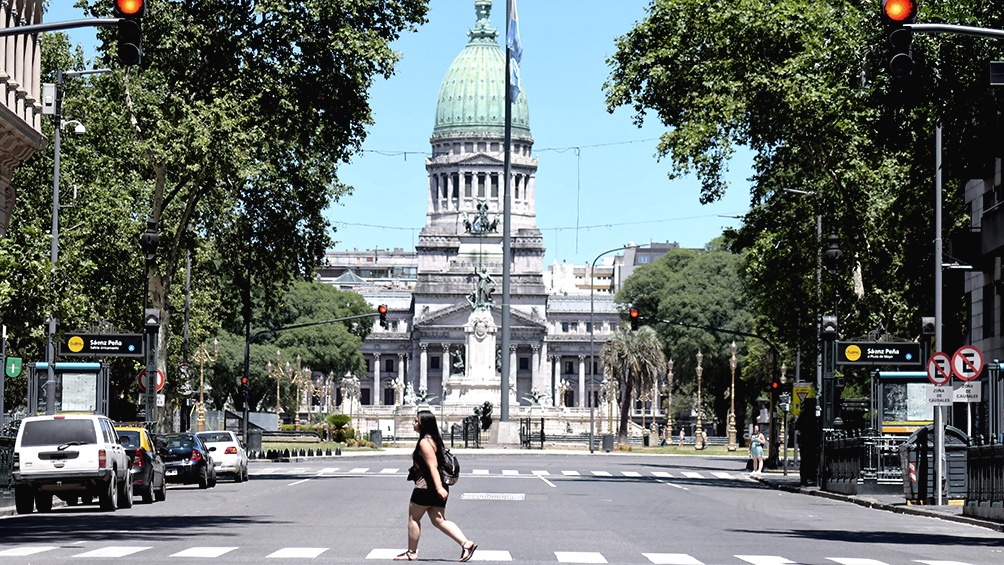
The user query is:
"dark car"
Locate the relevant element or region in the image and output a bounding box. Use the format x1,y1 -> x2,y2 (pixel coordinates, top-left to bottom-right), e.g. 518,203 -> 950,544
115,425 -> 167,503
156,433 -> 217,489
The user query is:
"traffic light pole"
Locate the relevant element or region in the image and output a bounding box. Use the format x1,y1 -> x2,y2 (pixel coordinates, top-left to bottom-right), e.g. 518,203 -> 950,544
0,18 -> 121,38
240,312 -> 379,443
906,23 -> 1004,40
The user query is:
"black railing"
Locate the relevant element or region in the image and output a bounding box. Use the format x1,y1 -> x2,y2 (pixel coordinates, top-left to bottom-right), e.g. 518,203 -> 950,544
822,429 -> 903,495
519,418 -> 544,449
966,442 -> 1004,506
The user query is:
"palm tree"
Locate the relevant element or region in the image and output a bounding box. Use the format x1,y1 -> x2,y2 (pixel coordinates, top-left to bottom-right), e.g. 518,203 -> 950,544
601,326 -> 667,445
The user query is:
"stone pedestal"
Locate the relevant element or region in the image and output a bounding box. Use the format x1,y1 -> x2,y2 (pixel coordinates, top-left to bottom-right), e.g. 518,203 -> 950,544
443,309 -> 516,407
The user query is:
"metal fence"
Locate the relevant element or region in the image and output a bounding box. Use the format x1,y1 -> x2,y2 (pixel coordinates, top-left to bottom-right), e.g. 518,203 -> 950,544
823,429 -> 903,495
964,442 -> 1004,521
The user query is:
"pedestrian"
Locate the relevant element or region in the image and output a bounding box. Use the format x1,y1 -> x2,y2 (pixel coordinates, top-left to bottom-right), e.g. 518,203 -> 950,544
678,428 -> 685,447
396,410 -> 477,562
659,427 -> 667,447
749,424 -> 766,474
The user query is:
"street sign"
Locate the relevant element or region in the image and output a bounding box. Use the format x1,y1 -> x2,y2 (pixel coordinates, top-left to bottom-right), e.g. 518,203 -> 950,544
60,333 -> 144,357
926,352 -> 952,386
953,381 -> 982,402
791,385 -> 813,416
837,341 -> 921,365
137,368 -> 165,392
926,385 -> 953,406
951,345 -> 984,381
5,356 -> 22,377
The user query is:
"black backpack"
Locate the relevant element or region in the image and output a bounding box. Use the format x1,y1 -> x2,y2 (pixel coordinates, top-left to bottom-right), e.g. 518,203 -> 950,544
440,448 -> 460,485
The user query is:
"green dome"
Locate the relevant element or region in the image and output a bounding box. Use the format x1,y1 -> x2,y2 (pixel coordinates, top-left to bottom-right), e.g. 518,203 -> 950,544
433,0 -> 530,138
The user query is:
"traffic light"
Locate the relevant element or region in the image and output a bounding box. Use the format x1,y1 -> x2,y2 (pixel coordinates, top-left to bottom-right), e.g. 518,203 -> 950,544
144,308 -> 160,332
882,0 -> 918,78
240,375 -> 249,408
821,315 -> 838,341
378,304 -> 388,328
769,376 -> 781,392
629,308 -> 639,330
114,0 -> 147,66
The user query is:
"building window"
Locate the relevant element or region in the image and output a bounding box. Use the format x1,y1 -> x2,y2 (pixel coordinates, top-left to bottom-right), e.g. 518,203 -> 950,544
984,283 -> 995,338
569,322 -> 578,332
491,174 -> 499,198
384,359 -> 395,373
564,361 -> 574,374
519,357 -> 529,371
452,172 -> 460,198
391,321 -> 399,332
638,255 -> 651,264
365,359 -> 371,373
478,173 -> 486,198
561,322 -> 569,332
464,173 -> 473,198
585,322 -> 592,333
430,356 -> 441,370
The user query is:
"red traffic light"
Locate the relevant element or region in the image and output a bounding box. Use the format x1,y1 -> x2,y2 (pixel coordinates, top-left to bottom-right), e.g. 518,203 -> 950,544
882,0 -> 917,23
115,0 -> 146,17
378,304 -> 388,315
629,308 -> 639,319
240,376 -> 248,386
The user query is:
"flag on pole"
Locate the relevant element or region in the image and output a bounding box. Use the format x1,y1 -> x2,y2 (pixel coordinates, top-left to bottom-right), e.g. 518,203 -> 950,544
506,0 -> 522,102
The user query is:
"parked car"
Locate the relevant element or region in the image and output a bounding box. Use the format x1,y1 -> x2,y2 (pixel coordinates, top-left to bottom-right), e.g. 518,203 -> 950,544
115,425 -> 167,503
196,430 -> 249,482
12,414 -> 132,513
157,433 -> 217,489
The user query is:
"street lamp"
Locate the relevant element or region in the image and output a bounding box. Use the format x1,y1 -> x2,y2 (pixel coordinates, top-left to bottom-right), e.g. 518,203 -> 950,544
694,351 -> 704,450
727,342 -> 738,451
341,375 -> 361,434
588,243 -> 644,453
666,360 -> 674,440
266,350 -> 290,429
192,338 -> 219,432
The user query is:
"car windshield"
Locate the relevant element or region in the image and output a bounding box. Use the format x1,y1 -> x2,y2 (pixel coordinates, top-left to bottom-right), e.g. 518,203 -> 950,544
198,433 -> 232,443
164,436 -> 196,449
117,431 -> 141,448
20,419 -> 96,447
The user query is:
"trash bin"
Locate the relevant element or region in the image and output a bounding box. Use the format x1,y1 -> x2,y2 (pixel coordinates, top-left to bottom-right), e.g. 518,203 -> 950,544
899,424 -> 969,503
246,428 -> 262,452
643,433 -> 650,447
602,434 -> 614,452
370,429 -> 382,448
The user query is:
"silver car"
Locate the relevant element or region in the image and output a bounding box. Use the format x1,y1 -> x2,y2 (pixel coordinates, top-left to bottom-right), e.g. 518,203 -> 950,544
195,431 -> 248,482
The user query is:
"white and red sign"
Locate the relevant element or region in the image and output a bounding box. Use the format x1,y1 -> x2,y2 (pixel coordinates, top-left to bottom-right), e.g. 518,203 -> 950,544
951,345 -> 984,382
137,368 -> 165,392
926,352 -> 952,386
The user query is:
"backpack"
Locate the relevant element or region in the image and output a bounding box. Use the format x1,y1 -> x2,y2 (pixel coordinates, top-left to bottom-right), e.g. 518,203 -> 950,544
440,448 -> 460,485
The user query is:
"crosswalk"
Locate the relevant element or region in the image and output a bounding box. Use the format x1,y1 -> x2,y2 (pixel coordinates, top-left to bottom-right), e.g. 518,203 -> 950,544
247,466 -> 751,481
0,544 -> 978,564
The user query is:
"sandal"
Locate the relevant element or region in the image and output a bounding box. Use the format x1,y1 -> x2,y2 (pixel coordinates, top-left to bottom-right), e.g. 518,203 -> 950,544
394,550 -> 417,561
459,542 -> 477,562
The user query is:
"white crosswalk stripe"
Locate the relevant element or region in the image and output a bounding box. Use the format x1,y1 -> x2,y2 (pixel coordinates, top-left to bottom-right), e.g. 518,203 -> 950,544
651,471 -> 672,478
555,551 -> 607,563
473,469 -> 490,475
561,470 -> 581,475
246,465 -> 749,480
736,556 -> 798,565
643,553 -> 704,565
622,471 -> 642,477
532,470 -> 550,476
502,469 -> 520,475
828,560 -> 890,565
348,467 -> 369,474
73,546 -> 151,558
170,547 -> 239,558
680,471 -> 704,479
591,470 -> 612,477
0,546 -> 59,557
266,547 -> 327,558
379,468 -> 399,474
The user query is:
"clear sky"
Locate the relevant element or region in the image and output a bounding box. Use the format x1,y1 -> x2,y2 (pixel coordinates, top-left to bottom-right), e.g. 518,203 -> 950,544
51,0 -> 752,267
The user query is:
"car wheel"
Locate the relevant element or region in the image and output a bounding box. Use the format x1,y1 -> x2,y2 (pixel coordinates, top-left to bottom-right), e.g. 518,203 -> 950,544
118,473 -> 134,509
34,493 -> 53,513
242,465 -> 249,482
99,471 -> 118,512
141,482 -> 154,504
198,466 -> 209,489
14,486 -> 34,514
208,469 -> 217,488
155,480 -> 166,502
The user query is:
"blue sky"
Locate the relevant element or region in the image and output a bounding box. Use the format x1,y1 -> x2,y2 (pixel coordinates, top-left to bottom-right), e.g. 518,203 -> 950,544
51,0 -> 752,267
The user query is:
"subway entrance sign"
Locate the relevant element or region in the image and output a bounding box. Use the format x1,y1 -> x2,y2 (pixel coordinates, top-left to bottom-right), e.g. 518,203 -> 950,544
837,341 -> 921,366
59,333 -> 144,357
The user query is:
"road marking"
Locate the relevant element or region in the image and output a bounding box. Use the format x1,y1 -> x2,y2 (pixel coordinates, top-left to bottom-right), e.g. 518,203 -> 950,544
915,562 -> 975,565
555,551 -> 607,563
317,467 -> 339,474
591,471 -> 611,477
827,560 -> 889,565
379,468 -> 399,474
73,546 -> 151,558
643,553 -> 704,564
711,472 -> 733,479
0,546 -> 59,556
651,471 -> 672,478
473,469 -> 490,475
561,470 -> 580,476
288,478 -> 312,486
621,471 -> 642,477
736,556 -> 797,565
531,470 -> 550,476
460,493 -> 526,501
267,547 -> 327,558
348,468 -> 369,474
366,549 -> 403,559
170,547 -> 239,558
681,471 -> 704,479
502,469 -> 519,475
537,474 -> 557,488
469,549 -> 512,561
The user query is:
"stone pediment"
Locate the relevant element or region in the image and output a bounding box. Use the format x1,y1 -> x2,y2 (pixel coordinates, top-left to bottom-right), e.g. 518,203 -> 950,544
427,153 -> 505,168
414,302 -> 546,331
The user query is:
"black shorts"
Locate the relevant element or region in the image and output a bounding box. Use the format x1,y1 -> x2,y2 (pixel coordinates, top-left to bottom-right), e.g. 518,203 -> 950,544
410,487 -> 448,508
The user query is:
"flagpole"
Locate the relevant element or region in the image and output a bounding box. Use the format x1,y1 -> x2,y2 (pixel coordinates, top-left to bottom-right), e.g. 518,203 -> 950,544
500,0 -> 514,422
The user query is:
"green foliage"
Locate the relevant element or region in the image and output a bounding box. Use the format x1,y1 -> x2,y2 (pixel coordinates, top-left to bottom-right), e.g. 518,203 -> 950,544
600,326 -> 667,444
328,413 -> 352,430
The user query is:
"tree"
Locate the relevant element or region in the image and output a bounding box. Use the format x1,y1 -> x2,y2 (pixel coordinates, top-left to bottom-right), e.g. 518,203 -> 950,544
604,1 -> 1001,395
600,326 -> 666,445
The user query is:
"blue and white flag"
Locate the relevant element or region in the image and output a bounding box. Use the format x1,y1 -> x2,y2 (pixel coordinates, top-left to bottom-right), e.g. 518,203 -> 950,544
506,0 -> 522,102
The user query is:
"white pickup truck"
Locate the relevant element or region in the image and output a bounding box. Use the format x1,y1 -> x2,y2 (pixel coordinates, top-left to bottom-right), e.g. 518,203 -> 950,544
12,414 -> 133,514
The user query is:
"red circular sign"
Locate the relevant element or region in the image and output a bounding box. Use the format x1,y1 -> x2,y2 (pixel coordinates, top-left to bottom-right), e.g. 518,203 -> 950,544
137,368 -> 165,392
926,352 -> 952,386
952,345 -> 984,382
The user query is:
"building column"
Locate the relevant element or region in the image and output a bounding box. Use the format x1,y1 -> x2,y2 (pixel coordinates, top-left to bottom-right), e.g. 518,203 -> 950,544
373,354 -> 382,406
509,345 -> 517,397
419,343 -> 429,394
551,356 -> 560,406
578,355 -> 586,407
397,353 -> 407,405
442,344 -> 451,398
530,344 -> 541,393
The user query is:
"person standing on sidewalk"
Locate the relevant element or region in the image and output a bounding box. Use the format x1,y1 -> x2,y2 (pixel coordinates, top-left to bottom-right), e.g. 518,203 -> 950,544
749,425 -> 766,474
396,410 -> 477,562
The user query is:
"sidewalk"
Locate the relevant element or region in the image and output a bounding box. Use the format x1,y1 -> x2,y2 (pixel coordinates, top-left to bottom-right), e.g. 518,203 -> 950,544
752,469 -> 1004,532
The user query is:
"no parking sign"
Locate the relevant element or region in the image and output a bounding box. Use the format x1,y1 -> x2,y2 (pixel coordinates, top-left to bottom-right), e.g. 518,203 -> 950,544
951,345 -> 984,382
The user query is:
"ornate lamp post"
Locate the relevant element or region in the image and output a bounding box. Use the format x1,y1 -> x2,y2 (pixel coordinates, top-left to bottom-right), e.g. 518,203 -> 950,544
727,342 -> 738,451
266,350 -> 290,429
192,338 -> 219,432
694,351 -> 704,450
666,360 -> 674,440
341,375 -> 361,433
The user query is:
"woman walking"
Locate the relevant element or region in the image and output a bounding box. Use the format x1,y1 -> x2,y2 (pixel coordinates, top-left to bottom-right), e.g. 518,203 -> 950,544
396,410 -> 477,562
749,424 -> 766,475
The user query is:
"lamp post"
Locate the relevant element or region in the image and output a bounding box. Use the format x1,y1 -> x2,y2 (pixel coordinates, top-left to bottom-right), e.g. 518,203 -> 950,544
341,375 -> 361,434
192,338 -> 219,432
820,233 -> 843,487
266,350 -> 289,429
139,218 -> 160,426
727,342 -> 738,451
694,351 -> 704,450
666,360 -> 674,439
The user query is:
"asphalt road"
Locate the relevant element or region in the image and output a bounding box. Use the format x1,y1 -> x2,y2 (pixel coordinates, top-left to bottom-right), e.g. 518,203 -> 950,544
2,452 -> 1003,564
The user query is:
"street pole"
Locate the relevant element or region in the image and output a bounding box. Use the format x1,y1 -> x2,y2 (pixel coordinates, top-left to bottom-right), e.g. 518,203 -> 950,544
934,124 -> 945,506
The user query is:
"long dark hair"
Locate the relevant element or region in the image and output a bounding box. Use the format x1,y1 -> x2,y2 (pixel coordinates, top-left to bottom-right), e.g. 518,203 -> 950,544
414,410 -> 445,456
